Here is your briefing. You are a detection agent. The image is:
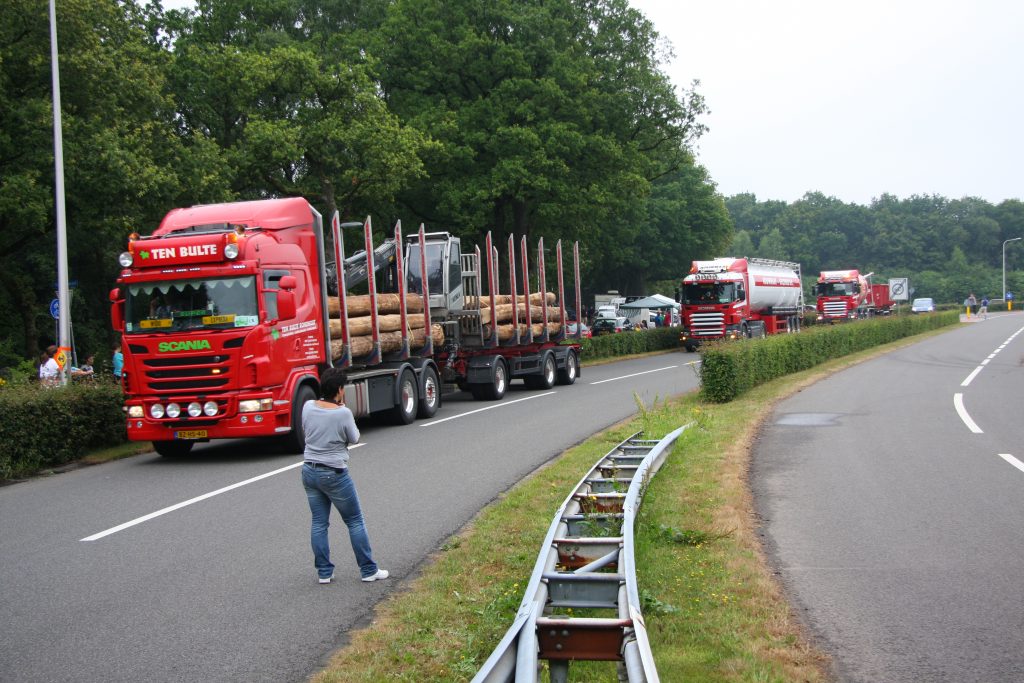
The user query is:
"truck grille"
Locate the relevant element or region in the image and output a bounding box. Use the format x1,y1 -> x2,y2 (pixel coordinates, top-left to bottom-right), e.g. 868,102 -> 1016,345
823,301 -> 849,317
141,354 -> 232,393
688,312 -> 724,336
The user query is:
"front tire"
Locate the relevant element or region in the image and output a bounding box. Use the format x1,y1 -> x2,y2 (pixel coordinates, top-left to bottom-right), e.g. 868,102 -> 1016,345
283,384 -> 316,453
153,440 -> 193,458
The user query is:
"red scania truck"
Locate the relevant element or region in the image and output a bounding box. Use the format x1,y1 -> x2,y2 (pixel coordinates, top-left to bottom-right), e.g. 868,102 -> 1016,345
110,198 -> 582,456
678,257 -> 803,351
815,269 -> 893,321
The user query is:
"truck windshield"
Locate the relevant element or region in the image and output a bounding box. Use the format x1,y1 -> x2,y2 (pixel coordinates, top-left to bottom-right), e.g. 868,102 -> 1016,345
124,276 -> 259,334
406,243 -> 444,296
683,283 -> 736,304
817,282 -> 857,296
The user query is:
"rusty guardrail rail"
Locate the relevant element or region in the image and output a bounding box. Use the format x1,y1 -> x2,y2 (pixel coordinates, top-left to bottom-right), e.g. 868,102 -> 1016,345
472,425 -> 691,683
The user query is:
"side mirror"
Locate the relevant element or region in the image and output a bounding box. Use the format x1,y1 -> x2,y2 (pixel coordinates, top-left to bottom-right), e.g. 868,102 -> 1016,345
109,288 -> 124,331
279,275 -> 297,291
277,291 -> 296,320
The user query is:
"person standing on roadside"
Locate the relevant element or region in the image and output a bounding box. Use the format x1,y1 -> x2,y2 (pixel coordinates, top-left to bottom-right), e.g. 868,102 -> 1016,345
38,345 -> 60,387
967,293 -> 977,315
300,366 -> 388,585
979,296 -> 989,319
112,343 -> 123,380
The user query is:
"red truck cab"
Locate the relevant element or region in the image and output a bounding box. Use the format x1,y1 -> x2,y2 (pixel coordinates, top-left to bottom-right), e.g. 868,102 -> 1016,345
111,198 -> 325,457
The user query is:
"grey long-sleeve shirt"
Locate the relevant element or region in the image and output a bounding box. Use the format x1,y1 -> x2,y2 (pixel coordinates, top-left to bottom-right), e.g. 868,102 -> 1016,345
301,401 -> 360,469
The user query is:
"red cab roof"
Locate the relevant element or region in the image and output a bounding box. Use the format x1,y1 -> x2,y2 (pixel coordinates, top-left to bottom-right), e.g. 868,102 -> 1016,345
155,198 -> 314,236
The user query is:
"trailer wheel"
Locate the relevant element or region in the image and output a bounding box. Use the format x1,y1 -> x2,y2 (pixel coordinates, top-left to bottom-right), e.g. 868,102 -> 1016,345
282,384 -> 316,453
525,352 -> 557,389
389,369 -> 418,425
153,440 -> 194,458
471,358 -> 507,401
555,349 -> 578,385
417,366 -> 441,419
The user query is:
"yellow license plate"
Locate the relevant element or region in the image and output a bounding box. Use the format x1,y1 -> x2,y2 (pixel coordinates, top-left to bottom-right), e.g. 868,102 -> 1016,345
140,318 -> 172,329
175,430 -> 207,440
202,314 -> 235,325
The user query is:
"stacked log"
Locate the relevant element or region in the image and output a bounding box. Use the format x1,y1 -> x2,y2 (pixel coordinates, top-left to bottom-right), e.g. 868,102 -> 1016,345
331,324 -> 445,359
328,293 -> 434,362
466,292 -> 556,308
327,293 -> 423,318
483,322 -> 563,342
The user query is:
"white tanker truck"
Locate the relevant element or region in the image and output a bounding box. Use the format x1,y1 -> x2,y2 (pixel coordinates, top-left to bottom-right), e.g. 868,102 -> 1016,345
678,257 -> 804,351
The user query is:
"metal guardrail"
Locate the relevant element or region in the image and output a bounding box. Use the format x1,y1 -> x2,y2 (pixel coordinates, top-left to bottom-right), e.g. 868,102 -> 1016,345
473,425 -> 691,683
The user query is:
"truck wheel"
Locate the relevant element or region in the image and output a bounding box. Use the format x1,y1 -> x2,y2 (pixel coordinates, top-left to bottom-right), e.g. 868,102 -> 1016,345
389,369 -> 418,425
472,358 -> 507,401
417,366 -> 441,419
153,440 -> 193,458
525,352 -> 557,389
282,384 -> 316,453
555,350 -> 578,385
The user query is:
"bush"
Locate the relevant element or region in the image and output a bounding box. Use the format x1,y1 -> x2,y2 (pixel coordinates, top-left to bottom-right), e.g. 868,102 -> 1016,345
699,310 -> 960,403
0,378 -> 125,480
577,327 -> 679,361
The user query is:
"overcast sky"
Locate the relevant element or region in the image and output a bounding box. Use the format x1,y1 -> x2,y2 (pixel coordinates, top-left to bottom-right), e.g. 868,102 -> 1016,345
630,0 -> 1024,206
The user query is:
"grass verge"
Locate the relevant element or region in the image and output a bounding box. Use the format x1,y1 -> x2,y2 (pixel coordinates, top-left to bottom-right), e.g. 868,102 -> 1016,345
313,328 -> 953,682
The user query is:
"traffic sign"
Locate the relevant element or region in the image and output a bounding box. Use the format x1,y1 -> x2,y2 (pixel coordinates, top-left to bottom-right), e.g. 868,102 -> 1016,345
889,278 -> 909,301
1007,292 -> 1014,301
49,299 -> 60,319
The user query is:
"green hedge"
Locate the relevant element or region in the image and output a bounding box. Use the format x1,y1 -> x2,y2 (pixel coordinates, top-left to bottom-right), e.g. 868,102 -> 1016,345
0,379 -> 125,480
576,327 -> 680,361
699,310 -> 960,403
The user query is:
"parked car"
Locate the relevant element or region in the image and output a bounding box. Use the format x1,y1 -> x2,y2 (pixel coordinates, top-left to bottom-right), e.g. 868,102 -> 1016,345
591,316 -> 630,336
911,297 -> 935,313
565,321 -> 591,338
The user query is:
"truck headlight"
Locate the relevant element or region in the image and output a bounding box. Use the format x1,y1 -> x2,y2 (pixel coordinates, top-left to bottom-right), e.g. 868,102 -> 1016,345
187,402 -> 203,417
128,405 -> 144,418
165,402 -> 181,418
150,403 -> 165,419
203,401 -> 219,416
118,252 -> 134,267
239,398 -> 273,413
224,243 -> 239,259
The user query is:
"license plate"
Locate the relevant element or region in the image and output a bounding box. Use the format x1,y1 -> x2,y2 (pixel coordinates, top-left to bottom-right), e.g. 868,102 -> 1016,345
175,430 -> 207,440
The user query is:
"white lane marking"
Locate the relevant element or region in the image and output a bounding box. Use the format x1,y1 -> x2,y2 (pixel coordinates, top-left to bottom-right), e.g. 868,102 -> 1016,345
418,391 -> 556,427
958,326 -> 1024,386
81,445 -> 365,542
953,393 -> 983,434
589,365 -> 679,385
961,366 -> 984,386
999,454 -> 1024,474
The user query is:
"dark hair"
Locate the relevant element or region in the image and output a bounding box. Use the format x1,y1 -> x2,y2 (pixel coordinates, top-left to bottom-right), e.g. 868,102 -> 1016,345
45,345 -> 58,357
319,366 -> 348,401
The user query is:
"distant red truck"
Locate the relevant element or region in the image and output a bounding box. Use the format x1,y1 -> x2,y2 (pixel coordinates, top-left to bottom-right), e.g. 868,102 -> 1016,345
815,269 -> 893,321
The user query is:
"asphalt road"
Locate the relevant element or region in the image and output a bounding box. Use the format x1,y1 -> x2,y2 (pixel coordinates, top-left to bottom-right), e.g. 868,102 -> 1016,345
0,351 -> 700,683
753,312 -> 1024,682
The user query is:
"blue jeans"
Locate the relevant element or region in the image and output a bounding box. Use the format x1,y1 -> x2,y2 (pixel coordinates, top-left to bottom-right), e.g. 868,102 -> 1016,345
301,463 -> 378,579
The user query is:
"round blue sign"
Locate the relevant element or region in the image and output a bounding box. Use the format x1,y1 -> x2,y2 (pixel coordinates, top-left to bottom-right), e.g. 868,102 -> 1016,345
1007,292 -> 1014,301
49,299 -> 60,319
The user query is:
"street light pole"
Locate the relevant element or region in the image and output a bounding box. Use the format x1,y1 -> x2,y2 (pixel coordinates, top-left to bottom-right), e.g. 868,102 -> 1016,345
1003,237 -> 1022,303
49,0 -> 72,385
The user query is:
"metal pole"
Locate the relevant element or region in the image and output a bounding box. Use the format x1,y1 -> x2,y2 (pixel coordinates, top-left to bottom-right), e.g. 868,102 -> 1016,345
1003,237 -> 1021,303
49,0 -> 71,386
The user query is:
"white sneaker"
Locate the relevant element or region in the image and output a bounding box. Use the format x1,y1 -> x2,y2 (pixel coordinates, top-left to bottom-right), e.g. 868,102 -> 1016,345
318,573 -> 334,584
361,569 -> 389,582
